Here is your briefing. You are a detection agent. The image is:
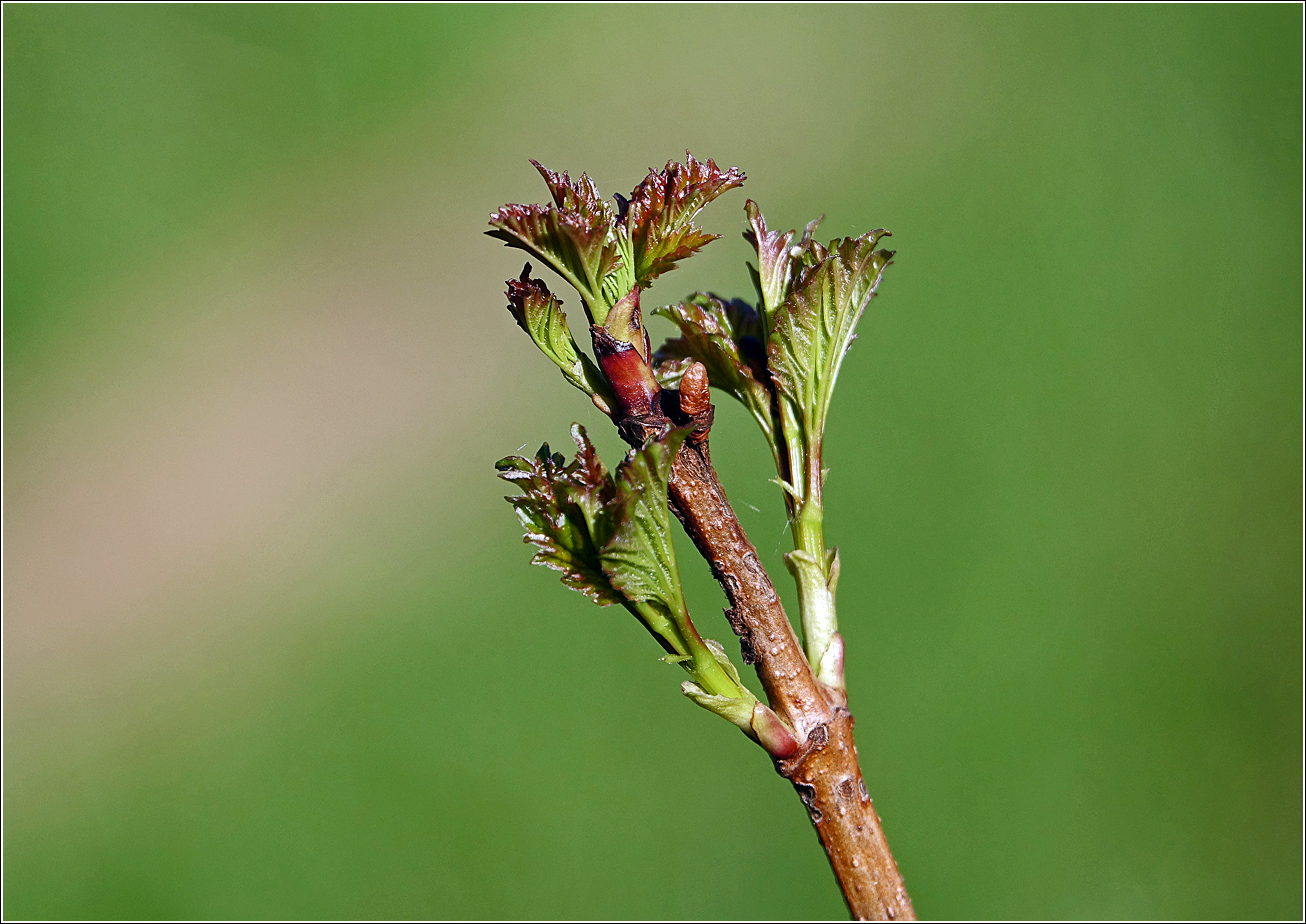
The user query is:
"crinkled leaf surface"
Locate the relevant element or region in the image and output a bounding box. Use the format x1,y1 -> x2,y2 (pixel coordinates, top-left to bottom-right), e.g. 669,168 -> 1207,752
653,294 -> 774,439
598,427 -> 692,620
742,199 -> 796,321
743,200 -> 827,325
505,264 -> 610,400
488,162 -> 623,316
620,152 -> 744,287
531,160 -> 614,230
768,232 -> 893,439
495,425 -> 621,605
497,424 -> 693,627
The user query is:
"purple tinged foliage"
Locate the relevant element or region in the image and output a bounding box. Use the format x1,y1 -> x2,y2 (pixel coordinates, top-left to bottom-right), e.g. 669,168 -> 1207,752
488,165 -> 622,315
488,152 -> 745,323
652,293 -> 775,441
496,424 -> 692,623
495,425 -> 621,606
621,152 -> 746,286
530,159 -> 615,229
742,199 -> 797,318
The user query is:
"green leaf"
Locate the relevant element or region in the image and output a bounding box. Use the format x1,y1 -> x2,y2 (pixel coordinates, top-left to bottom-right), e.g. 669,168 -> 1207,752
599,231 -> 638,312
767,231 -> 894,444
742,200 -> 826,323
488,161 -> 623,318
500,425 -> 764,731
742,199 -> 795,321
681,680 -> 755,730
495,426 -> 621,606
496,424 -> 695,636
619,152 -> 745,288
505,264 -> 614,407
599,427 -> 693,621
652,293 -> 775,443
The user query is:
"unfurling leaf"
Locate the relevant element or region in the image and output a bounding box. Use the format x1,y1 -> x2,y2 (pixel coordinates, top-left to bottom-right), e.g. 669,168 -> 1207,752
499,425 -> 751,708
599,427 -> 692,622
767,231 -> 894,444
490,154 -> 740,335
652,294 -> 775,442
620,152 -> 745,287
742,199 -> 796,320
488,162 -> 623,318
531,160 -> 615,231
495,425 -> 620,606
496,423 -> 694,632
739,202 -> 894,681
505,265 -> 614,410
743,200 -> 827,322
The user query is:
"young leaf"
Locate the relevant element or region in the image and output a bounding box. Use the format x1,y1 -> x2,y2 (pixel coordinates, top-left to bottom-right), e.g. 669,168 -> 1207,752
531,160 -> 615,231
505,264 -> 614,409
599,427 -> 693,621
742,200 -> 827,323
767,232 -> 894,442
488,162 -> 623,318
568,423 -> 615,538
495,424 -> 695,632
742,199 -> 796,321
498,425 -> 748,706
530,162 -> 636,316
619,152 -> 745,287
495,427 -> 621,606
652,294 -> 775,443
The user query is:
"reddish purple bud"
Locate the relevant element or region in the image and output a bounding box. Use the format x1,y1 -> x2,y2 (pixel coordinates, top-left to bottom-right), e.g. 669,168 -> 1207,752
592,326 -> 660,419
604,287 -> 648,360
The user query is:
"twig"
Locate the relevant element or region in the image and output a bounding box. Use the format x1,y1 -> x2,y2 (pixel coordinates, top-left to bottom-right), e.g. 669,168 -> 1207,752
620,378 -> 914,922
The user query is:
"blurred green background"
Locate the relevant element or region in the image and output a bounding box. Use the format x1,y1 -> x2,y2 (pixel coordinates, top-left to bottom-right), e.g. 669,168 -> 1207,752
3,4 -> 1300,920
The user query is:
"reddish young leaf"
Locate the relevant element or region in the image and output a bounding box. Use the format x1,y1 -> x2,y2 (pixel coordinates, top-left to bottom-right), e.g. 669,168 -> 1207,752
653,293 -> 774,440
488,161 -> 624,315
495,426 -> 620,605
620,152 -> 745,287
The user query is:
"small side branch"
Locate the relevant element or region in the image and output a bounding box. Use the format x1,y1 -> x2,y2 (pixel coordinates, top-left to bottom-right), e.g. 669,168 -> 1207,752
620,383 -> 914,922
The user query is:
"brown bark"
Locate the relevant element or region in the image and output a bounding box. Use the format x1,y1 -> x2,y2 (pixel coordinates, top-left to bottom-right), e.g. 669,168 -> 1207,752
620,389 -> 915,922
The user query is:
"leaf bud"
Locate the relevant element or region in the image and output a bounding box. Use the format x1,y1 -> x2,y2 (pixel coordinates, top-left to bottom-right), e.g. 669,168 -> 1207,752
679,362 -> 711,417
